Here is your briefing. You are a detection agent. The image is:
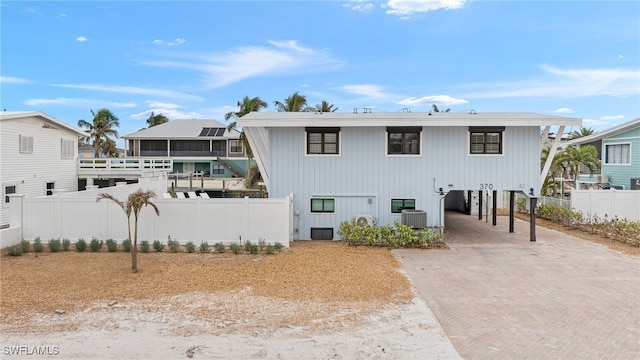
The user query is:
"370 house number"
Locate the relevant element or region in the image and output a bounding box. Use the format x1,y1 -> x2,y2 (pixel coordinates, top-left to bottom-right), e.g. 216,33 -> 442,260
479,183 -> 494,190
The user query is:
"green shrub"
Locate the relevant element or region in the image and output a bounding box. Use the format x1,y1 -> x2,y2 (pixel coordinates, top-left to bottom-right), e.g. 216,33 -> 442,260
21,240 -> 30,253
229,242 -> 240,255
244,240 -> 253,251
33,237 -> 43,253
247,243 -> 259,255
167,239 -> 180,253
48,239 -> 61,253
199,241 -> 209,254
213,242 -> 226,253
274,242 -> 284,252
122,239 -> 131,252
264,244 -> 275,254
258,239 -> 266,251
8,247 -> 23,256
90,238 -> 103,252
62,239 -> 71,251
185,241 -> 195,253
106,239 -> 118,252
75,239 -> 87,252
153,240 -> 164,252
140,240 -> 150,253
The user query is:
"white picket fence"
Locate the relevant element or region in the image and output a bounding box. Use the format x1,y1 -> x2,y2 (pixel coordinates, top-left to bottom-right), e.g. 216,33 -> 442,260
1,188 -> 293,249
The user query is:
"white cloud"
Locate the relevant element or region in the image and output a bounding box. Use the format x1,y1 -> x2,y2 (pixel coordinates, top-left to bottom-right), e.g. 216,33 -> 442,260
51,83 -> 202,101
385,0 -> 468,16
23,97 -> 136,108
76,36 -> 88,42
339,84 -> 389,98
152,38 -> 186,46
344,1 -> 375,12
131,101 -> 202,120
600,114 -> 625,121
397,95 -> 468,107
0,76 -> 31,84
554,108 -> 574,114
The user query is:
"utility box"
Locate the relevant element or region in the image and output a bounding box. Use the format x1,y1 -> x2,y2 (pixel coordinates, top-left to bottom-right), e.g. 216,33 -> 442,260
401,209 -> 427,229
631,178 -> 640,190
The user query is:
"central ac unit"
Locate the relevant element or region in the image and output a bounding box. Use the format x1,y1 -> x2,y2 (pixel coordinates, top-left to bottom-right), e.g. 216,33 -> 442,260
355,214 -> 374,226
401,209 -> 427,229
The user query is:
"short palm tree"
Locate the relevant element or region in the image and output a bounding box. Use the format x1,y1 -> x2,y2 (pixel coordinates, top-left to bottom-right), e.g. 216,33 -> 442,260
315,100 -> 338,113
78,108 -> 120,158
146,112 -> 169,128
97,189 -> 159,273
225,96 -> 268,181
274,91 -> 309,112
432,104 -> 450,113
569,126 -> 595,140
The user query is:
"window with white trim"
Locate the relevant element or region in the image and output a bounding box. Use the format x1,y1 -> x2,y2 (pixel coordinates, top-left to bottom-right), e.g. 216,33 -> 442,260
311,198 -> 335,213
387,127 -> 421,155
19,135 -> 33,154
229,139 -> 243,153
306,127 -> 339,155
469,127 -> 504,154
605,143 -> 630,164
61,139 -> 75,159
212,164 -> 225,175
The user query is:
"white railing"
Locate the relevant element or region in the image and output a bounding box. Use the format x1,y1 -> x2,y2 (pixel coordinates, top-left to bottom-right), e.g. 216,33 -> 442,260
78,158 -> 173,177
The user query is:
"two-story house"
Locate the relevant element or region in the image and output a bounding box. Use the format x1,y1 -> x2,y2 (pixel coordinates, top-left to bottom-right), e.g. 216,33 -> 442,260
123,119 -> 251,178
238,111 -> 580,241
0,111 -> 87,227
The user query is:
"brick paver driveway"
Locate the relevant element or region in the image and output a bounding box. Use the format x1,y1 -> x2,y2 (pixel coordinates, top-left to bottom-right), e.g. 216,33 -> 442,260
395,211 -> 640,360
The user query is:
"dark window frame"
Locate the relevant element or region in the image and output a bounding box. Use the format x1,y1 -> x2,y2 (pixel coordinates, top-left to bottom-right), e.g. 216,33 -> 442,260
4,185 -> 16,204
391,198 -> 416,214
212,164 -> 225,175
306,127 -> 340,155
469,126 -> 504,155
387,127 -> 421,155
310,198 -> 335,213
46,182 -> 55,196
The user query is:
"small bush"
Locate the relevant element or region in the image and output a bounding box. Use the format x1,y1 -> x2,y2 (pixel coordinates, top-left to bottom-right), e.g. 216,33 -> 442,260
247,243 -> 259,255
168,239 -> 180,253
48,239 -> 61,253
21,240 -> 30,253
140,240 -> 150,253
122,239 -> 131,252
264,244 -> 275,254
90,238 -> 103,252
258,239 -> 266,251
8,246 -> 23,256
75,239 -> 87,252
274,242 -> 284,252
229,242 -> 240,255
153,240 -> 164,252
244,240 -> 253,251
33,238 -> 43,253
213,242 -> 226,253
199,241 -> 209,254
185,241 -> 195,253
106,239 -> 118,252
62,239 -> 71,251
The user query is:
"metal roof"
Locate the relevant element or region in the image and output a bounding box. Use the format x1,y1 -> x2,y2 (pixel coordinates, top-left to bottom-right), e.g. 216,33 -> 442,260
122,119 -> 240,139
0,111 -> 88,137
566,117 -> 640,146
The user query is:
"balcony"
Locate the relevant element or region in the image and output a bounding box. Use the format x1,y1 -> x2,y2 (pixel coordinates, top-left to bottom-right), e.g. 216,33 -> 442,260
78,158 -> 173,179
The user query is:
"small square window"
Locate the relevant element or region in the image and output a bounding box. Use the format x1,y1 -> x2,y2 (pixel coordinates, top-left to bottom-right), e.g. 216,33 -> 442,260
605,144 -> 630,164
212,164 -> 225,175
311,198 -> 335,213
306,128 -> 339,155
19,135 -> 33,154
469,127 -> 504,155
391,199 -> 415,213
46,182 -> 55,196
229,140 -> 243,153
387,127 -> 421,155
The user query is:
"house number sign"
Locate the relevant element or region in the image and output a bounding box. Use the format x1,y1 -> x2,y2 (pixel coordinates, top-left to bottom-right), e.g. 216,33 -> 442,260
479,183 -> 494,190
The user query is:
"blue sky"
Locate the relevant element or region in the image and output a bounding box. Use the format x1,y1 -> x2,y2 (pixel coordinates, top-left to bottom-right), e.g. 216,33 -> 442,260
1,1 -> 638,147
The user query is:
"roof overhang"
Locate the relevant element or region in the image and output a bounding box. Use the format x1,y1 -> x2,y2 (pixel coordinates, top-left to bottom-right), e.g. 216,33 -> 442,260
0,111 -> 88,137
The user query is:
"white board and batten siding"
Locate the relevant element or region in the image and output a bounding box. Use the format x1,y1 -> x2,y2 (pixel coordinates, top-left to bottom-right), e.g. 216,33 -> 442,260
0,112 -> 86,227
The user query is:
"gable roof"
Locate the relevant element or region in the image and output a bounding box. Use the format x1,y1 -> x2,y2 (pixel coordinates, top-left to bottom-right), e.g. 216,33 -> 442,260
566,118 -> 640,146
122,119 -> 240,139
0,111 -> 88,137
237,111 -> 581,128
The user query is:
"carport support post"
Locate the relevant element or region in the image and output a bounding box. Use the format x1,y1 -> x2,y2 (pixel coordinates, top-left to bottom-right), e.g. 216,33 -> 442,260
492,190 -> 497,226
530,197 -> 537,241
478,191 -> 483,220
509,191 -> 515,233
466,191 -> 472,215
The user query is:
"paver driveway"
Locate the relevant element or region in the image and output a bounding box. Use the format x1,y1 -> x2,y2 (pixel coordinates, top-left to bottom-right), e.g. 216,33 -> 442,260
396,211 -> 640,360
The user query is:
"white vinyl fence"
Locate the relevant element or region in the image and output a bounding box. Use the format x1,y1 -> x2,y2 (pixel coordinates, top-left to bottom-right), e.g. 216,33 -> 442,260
571,189 -> 640,221
1,191 -> 293,249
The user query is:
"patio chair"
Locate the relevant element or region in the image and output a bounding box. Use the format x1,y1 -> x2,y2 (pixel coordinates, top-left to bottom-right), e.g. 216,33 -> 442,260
199,192 -> 211,199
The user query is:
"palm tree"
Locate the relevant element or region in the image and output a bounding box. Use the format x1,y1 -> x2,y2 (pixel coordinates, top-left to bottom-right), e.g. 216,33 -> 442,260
146,112 -> 169,128
97,189 -> 159,273
274,91 -> 309,112
569,126 -> 595,140
101,138 -> 120,158
78,108 -> 120,158
561,145 -> 600,186
432,104 -> 450,113
315,100 -> 338,113
225,96 -> 268,181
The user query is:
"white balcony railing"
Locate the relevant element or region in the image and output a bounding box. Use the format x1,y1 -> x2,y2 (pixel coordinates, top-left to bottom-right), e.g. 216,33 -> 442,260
78,158 -> 173,177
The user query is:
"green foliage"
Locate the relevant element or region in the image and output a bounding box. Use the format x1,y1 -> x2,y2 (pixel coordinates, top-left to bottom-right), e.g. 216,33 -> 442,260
274,242 -> 284,252
199,241 -> 209,254
264,244 -> 276,254
338,219 -> 443,248
75,239 -> 87,252
62,239 -> 71,251
33,237 -> 43,253
258,239 -> 266,250
106,239 -> 118,252
213,242 -> 226,253
229,242 -> 241,255
8,247 -> 23,256
517,196 -> 527,213
247,243 -> 259,255
185,241 -> 195,253
244,240 -> 253,251
167,238 -> 180,253
140,240 -> 150,253
122,239 -> 131,252
90,238 -> 103,252
153,240 -> 164,252
21,240 -> 30,253
48,239 -> 61,253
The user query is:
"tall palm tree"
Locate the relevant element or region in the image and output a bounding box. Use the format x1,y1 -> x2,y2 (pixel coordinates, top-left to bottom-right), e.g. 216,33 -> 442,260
146,112 -> 169,128
225,96 -> 268,181
315,100 -> 338,113
569,126 -> 595,140
97,189 -> 159,273
432,104 -> 450,113
274,91 -> 309,112
561,145 -> 600,185
78,108 -> 120,158
101,138 -> 120,158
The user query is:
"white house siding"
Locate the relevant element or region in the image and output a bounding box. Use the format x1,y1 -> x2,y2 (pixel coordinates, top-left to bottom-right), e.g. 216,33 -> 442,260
1,116 -> 80,226
268,126 -> 542,240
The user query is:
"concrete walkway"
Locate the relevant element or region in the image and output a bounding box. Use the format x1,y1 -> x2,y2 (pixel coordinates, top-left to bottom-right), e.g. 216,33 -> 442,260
395,211 -> 640,360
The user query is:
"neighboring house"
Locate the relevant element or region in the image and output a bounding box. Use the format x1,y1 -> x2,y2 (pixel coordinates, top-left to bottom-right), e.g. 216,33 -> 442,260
238,111 -> 580,241
0,111 -> 88,227
566,118 -> 640,190
123,120 -> 250,178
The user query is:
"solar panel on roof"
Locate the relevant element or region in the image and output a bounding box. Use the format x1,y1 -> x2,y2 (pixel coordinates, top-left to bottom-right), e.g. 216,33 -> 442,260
199,127 -> 226,137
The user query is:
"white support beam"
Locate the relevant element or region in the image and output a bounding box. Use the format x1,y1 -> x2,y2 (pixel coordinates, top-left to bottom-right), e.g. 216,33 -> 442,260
540,125 -> 565,187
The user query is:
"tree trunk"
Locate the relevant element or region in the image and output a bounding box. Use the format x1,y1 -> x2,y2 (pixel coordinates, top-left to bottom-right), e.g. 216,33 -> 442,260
131,218 -> 138,273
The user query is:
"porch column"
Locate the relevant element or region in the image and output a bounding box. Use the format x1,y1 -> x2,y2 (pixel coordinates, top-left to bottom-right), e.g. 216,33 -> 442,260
466,190 -> 472,215
478,191 -> 483,220
492,190 -> 497,226
530,197 -> 537,241
509,191 -> 515,233
86,177 -> 94,186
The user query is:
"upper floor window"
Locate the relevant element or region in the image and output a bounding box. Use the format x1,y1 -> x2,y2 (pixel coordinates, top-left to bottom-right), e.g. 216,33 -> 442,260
310,198 -> 335,213
469,127 -> 504,155
391,198 -> 415,213
605,143 -> 630,164
306,127 -> 340,155
387,127 -> 421,155
229,140 -> 243,153
19,135 -> 33,154
61,139 -> 75,159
